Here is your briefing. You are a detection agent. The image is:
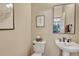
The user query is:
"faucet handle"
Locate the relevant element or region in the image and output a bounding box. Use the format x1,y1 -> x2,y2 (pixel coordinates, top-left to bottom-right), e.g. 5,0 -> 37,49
67,39 -> 72,42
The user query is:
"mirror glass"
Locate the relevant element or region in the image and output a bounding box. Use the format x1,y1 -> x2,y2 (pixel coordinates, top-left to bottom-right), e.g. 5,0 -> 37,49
53,4 -> 75,34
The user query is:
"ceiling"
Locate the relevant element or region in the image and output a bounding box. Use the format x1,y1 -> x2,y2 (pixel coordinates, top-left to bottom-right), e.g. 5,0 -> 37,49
31,3 -> 67,11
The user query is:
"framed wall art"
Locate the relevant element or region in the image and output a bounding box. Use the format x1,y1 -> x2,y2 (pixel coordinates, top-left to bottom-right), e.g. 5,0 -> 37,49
36,15 -> 45,28
0,3 -> 14,30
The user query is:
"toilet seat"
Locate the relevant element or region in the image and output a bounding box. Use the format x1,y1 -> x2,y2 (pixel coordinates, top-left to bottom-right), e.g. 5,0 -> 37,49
32,53 -> 42,56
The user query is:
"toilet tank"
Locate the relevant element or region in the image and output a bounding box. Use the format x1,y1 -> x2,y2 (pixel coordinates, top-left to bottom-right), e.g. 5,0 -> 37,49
33,40 -> 46,53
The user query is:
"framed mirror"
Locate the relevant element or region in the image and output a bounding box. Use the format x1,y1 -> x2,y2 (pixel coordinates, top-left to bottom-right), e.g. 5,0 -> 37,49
53,4 -> 76,34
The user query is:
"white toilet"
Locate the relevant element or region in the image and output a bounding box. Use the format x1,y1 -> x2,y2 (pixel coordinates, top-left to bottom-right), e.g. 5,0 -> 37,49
32,40 -> 46,56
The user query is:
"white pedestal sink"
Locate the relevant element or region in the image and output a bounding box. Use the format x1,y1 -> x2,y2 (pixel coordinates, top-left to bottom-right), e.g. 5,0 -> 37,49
55,39 -> 79,56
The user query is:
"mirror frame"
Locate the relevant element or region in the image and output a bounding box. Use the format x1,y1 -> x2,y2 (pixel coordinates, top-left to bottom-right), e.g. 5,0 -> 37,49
53,3 -> 76,34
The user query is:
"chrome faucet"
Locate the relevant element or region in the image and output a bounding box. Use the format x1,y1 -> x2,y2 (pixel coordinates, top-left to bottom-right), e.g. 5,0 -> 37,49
58,37 -> 71,42
63,37 -> 66,42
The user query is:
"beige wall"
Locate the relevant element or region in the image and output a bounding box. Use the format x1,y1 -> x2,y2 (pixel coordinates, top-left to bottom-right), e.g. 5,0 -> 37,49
0,3 -> 32,56
31,3 -> 79,56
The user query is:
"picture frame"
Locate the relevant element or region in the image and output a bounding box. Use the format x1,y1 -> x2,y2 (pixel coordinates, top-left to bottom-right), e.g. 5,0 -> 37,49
36,15 -> 45,28
0,3 -> 14,30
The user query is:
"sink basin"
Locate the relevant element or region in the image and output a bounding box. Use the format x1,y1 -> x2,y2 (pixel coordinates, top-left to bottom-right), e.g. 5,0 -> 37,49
55,39 -> 79,56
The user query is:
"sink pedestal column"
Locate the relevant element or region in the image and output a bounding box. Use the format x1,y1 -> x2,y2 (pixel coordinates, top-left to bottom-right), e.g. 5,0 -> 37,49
62,50 -> 70,56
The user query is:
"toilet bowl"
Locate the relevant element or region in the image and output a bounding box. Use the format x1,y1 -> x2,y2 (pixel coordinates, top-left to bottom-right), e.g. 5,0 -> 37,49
31,40 -> 46,56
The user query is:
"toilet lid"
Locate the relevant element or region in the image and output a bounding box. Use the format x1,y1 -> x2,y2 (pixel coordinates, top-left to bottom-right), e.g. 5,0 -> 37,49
32,53 -> 42,56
